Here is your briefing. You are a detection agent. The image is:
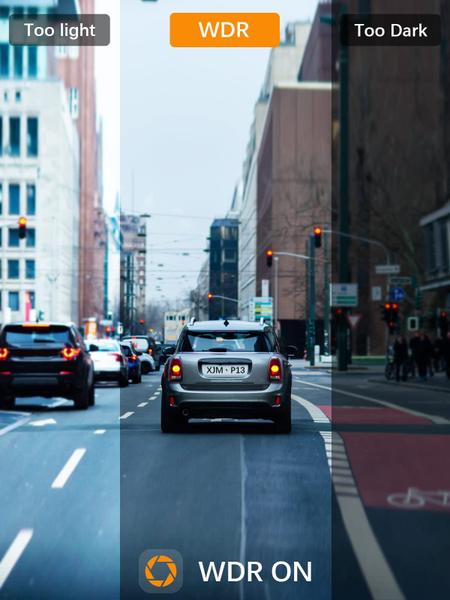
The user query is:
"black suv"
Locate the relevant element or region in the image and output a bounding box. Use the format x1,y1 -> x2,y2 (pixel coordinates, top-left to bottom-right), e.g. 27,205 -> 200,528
0,322 -> 95,410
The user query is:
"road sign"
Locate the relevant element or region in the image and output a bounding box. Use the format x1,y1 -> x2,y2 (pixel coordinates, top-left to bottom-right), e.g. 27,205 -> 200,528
389,276 -> 412,286
371,286 -> 382,301
407,316 -> 420,331
347,313 -> 362,330
331,284 -> 358,307
375,264 -> 400,275
390,287 -> 405,302
249,297 -> 273,322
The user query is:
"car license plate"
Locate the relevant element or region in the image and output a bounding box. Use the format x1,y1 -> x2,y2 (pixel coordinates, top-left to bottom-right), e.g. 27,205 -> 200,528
202,364 -> 248,377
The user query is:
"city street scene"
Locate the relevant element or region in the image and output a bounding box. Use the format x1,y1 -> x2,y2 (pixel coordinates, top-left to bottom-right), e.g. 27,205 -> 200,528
1,0 -> 450,599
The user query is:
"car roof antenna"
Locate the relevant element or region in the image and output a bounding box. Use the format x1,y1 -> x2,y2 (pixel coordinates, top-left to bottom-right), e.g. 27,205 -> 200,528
224,319 -> 230,327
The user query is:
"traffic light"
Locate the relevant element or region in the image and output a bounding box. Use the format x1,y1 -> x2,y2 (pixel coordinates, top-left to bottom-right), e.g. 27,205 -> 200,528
313,226 -> 322,248
207,292 -> 213,301
266,249 -> 273,267
381,303 -> 399,333
139,319 -> 145,326
18,216 -> 27,239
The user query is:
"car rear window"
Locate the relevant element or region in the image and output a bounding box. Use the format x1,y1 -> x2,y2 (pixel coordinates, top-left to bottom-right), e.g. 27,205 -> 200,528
94,340 -> 120,352
4,325 -> 71,346
180,331 -> 272,353
124,337 -> 149,352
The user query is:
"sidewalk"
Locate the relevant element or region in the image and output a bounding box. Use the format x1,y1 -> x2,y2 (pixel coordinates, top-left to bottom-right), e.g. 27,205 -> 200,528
369,372 -> 450,394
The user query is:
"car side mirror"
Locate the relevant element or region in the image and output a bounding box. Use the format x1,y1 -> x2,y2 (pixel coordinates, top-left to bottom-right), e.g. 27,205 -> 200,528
286,345 -> 298,358
89,344 -> 99,352
163,346 -> 176,356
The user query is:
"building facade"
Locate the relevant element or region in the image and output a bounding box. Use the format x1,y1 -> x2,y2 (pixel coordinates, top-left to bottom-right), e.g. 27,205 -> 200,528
208,218 -> 239,320
120,213 -> 147,333
0,1 -> 80,324
238,22 -> 311,320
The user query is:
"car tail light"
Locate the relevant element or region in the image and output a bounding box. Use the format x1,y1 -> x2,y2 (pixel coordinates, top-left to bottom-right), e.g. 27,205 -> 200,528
169,357 -> 182,381
169,395 -> 175,406
268,357 -> 282,381
61,347 -> 81,361
131,354 -> 137,361
274,395 -> 282,406
109,352 -> 123,363
148,348 -> 153,355
0,348 -> 9,361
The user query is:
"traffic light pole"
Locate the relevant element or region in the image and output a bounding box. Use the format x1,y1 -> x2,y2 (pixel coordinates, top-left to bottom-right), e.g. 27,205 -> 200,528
308,236 -> 316,366
323,232 -> 330,356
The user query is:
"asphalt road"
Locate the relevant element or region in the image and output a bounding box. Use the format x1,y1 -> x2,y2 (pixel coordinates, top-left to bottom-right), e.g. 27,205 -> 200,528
1,368 -> 450,599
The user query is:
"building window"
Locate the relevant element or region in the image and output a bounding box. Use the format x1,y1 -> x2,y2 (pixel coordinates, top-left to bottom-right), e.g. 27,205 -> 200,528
25,259 -> 35,279
26,228 -> 36,248
0,44 -> 9,77
9,116 -> 21,156
9,184 -> 20,214
8,229 -> 20,247
27,117 -> 38,157
0,117 -> 3,156
0,182 -> 2,213
13,46 -> 23,78
8,259 -> 19,279
0,227 -> 2,247
8,291 -> 19,311
26,184 -> 36,215
26,291 -> 35,310
28,47 -> 37,78
69,87 -> 79,119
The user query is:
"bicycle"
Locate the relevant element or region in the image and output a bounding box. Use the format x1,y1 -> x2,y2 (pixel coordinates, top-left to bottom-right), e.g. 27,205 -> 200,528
387,487 -> 450,509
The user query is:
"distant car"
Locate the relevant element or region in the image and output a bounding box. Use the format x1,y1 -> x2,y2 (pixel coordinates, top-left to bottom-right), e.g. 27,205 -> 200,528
0,322 -> 95,410
120,341 -> 142,384
122,335 -> 161,371
159,343 -> 176,366
161,320 -> 295,433
89,339 -> 129,387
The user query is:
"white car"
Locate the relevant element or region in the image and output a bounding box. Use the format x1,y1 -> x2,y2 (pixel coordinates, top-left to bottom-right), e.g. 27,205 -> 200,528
136,351 -> 155,375
89,339 -> 129,387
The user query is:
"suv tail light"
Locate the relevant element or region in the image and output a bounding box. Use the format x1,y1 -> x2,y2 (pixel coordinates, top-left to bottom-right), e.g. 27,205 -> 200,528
169,357 -> 182,381
0,348 -> 10,361
268,357 -> 282,381
109,352 -> 123,363
61,347 -> 81,361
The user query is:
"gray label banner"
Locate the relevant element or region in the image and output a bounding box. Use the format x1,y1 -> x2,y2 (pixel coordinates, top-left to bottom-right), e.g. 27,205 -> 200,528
9,14 -> 110,46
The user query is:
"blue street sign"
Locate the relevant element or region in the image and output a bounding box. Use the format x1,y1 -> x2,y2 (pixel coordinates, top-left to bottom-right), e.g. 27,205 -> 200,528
391,287 -> 405,302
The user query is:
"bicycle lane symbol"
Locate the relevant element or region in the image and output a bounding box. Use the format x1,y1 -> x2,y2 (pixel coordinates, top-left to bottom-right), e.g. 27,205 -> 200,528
387,488 -> 450,510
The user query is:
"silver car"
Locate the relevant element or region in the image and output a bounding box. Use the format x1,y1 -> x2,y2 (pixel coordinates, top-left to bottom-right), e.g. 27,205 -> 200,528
160,320 -> 293,433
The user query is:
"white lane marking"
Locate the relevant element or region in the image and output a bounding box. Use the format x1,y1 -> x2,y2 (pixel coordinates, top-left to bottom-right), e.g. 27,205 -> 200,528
51,448 -> 86,489
0,529 -> 33,590
137,402 -> 148,408
119,412 -> 134,420
46,399 -> 70,408
295,379 -> 450,425
239,435 -> 247,600
292,394 -> 404,600
94,429 -> 106,435
30,418 -> 57,427
0,413 -> 31,437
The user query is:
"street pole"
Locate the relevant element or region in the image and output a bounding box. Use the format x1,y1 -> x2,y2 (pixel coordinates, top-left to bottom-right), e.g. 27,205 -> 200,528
323,232 -> 330,355
337,3 -> 350,371
274,256 -> 279,331
308,236 -> 316,366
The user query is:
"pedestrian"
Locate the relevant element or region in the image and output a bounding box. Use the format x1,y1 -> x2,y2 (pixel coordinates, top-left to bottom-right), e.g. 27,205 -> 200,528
409,332 -> 420,377
415,333 -> 433,382
443,332 -> 450,380
393,335 -> 408,381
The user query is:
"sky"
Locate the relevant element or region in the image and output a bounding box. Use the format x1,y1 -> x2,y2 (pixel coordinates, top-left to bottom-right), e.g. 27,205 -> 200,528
96,0 -> 319,307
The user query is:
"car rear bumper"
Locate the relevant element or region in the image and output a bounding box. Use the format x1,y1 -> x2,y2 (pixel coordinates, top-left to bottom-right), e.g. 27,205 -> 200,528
0,372 -> 79,398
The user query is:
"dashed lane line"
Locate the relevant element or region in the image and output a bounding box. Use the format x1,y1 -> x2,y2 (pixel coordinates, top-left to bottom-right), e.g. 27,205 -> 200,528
119,412 -> 134,420
0,529 -> 33,590
294,378 -> 450,425
137,402 -> 148,408
51,448 -> 86,489
94,429 -> 106,435
292,394 -> 404,600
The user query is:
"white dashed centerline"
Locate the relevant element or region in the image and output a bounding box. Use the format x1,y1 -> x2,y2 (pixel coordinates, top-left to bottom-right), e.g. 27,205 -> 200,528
0,529 -> 33,590
94,429 -> 106,435
137,402 -> 148,408
119,412 -> 134,420
51,448 -> 86,489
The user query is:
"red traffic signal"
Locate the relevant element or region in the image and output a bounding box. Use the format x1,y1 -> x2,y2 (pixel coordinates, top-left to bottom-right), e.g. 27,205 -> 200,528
18,216 -> 27,239
266,249 -> 273,268
139,319 -> 145,325
313,226 -> 322,248
207,292 -> 213,301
